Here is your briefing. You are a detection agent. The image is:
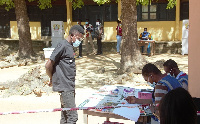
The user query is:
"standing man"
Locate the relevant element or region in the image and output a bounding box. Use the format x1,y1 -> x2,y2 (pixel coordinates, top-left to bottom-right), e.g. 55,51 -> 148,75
77,19 -> 84,58
116,20 -> 122,54
95,19 -> 104,55
84,19 -> 96,55
45,25 -> 84,124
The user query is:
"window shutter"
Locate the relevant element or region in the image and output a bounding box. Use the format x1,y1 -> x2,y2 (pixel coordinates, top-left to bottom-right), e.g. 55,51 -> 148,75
166,7 -> 176,21
110,4 -> 118,21
137,5 -> 142,21
157,4 -> 167,21
105,5 -> 111,21
180,2 -> 189,20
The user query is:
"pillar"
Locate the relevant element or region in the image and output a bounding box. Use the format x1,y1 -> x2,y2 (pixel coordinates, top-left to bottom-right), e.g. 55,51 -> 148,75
118,0 -> 121,20
175,0 -> 180,40
188,0 -> 200,98
65,0 -> 73,36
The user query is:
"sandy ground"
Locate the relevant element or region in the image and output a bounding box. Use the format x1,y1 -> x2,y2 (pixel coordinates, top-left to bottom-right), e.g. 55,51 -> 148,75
0,53 -> 188,124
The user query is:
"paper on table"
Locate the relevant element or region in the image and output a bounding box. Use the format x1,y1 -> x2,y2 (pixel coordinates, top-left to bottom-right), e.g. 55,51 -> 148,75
113,104 -> 140,122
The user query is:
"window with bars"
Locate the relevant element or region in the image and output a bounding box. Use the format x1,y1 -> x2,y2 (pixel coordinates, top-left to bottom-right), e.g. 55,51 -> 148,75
137,3 -> 176,21
142,5 -> 157,20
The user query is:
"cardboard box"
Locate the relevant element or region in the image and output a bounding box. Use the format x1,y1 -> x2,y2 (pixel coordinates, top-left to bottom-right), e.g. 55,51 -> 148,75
138,92 -> 152,99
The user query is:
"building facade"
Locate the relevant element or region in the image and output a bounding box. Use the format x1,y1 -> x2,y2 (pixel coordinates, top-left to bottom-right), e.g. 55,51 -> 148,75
0,0 -> 189,41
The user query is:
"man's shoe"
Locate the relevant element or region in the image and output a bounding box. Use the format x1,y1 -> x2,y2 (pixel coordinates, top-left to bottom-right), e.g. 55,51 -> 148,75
76,56 -> 82,58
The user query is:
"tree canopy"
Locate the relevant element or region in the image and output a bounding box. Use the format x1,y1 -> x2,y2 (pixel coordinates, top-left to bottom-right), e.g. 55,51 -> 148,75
0,0 -> 53,10
0,0 -> 177,10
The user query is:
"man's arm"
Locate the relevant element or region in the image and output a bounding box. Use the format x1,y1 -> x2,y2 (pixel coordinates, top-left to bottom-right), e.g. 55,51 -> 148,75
45,59 -> 55,79
126,96 -> 153,104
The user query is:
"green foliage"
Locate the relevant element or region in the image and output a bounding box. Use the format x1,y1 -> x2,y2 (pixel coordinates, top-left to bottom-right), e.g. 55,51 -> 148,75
36,0 -> 52,9
0,0 -> 177,12
68,0 -> 84,10
0,0 -> 14,11
166,0 -> 176,9
93,0 -> 111,5
136,0 -> 150,6
0,0 -> 54,10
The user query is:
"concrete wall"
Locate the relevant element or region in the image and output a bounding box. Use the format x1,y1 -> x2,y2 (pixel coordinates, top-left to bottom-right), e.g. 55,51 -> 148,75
188,0 -> 200,98
138,21 -> 183,41
10,21 -> 42,40
0,40 -> 182,55
9,20 -> 183,41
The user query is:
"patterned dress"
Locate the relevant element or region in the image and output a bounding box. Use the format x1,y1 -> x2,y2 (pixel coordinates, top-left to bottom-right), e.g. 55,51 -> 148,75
84,24 -> 93,38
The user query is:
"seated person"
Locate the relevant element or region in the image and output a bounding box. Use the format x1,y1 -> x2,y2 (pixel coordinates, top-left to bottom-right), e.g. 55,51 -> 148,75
159,87 -> 197,124
126,63 -> 182,122
139,28 -> 151,40
163,59 -> 188,90
139,28 -> 152,55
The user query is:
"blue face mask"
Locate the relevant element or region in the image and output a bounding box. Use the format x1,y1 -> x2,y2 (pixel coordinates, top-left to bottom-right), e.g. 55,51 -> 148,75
147,82 -> 156,88
85,22 -> 88,24
73,39 -> 81,47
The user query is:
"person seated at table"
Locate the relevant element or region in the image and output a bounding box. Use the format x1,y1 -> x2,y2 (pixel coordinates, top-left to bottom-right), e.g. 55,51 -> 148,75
159,87 -> 197,124
126,63 -> 182,122
139,28 -> 152,56
163,59 -> 188,90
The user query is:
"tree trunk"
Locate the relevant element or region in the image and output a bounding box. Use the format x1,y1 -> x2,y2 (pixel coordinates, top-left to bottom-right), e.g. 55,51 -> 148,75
120,0 -> 147,74
13,0 -> 34,57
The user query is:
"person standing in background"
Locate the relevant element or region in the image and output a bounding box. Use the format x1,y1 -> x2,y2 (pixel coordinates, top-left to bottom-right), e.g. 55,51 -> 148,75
95,19 -> 104,55
116,20 -> 122,54
77,19 -> 84,58
45,25 -> 84,124
84,19 -> 96,55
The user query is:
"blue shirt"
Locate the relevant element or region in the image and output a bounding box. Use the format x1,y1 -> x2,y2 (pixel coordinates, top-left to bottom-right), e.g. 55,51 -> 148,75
159,75 -> 182,91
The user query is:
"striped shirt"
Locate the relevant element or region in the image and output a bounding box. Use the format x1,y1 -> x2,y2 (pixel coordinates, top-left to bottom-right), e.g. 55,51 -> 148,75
153,75 -> 182,105
176,71 -> 188,90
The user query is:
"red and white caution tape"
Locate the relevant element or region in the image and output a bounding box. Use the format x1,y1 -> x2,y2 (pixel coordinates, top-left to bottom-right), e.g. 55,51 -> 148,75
0,105 -> 199,116
0,106 -> 124,115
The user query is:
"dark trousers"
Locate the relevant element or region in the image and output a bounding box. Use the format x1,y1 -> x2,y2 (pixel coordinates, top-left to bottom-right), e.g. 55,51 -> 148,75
97,38 -> 102,54
78,41 -> 82,57
60,91 -> 78,124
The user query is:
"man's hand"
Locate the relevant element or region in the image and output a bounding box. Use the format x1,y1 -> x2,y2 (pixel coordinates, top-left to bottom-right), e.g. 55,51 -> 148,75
48,79 -> 52,87
125,96 -> 138,104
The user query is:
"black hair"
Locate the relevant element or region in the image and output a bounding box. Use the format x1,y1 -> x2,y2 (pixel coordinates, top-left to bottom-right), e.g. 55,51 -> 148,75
163,59 -> 178,69
159,87 -> 197,124
86,19 -> 89,21
97,19 -> 100,22
144,28 -> 147,30
142,63 -> 161,77
117,20 -> 121,24
69,25 -> 84,35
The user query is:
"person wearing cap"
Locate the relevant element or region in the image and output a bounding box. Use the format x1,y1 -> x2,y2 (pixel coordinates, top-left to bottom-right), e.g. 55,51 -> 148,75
45,25 -> 84,124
